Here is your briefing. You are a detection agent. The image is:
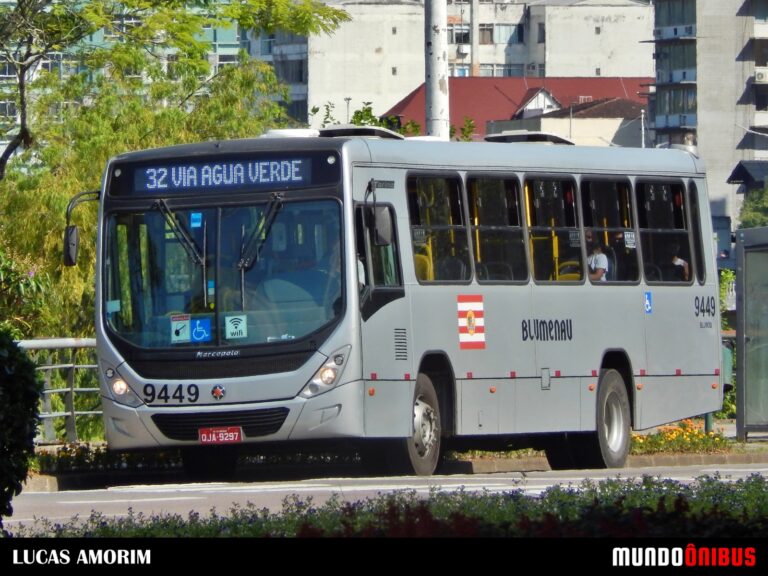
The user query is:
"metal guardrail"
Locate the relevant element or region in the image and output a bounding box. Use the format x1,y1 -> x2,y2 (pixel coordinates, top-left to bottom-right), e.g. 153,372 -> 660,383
17,338 -> 100,443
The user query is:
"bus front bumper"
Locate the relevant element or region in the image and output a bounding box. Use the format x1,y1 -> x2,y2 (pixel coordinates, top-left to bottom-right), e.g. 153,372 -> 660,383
102,378 -> 410,450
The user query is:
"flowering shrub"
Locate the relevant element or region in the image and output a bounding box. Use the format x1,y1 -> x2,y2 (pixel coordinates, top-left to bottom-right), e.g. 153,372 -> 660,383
631,419 -> 729,455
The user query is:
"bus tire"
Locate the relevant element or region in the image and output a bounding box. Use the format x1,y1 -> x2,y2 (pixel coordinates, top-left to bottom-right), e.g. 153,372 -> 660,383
182,446 -> 238,481
588,369 -> 631,468
392,373 -> 442,476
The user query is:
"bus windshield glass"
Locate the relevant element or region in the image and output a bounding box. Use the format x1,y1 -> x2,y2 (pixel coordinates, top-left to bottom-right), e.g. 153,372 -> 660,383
104,199 -> 342,349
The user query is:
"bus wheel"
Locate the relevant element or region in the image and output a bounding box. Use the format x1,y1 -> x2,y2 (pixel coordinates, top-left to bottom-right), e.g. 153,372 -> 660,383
589,369 -> 631,468
393,374 -> 442,476
182,446 -> 238,481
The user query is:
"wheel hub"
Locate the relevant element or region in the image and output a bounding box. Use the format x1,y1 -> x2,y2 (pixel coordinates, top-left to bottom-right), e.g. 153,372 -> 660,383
413,396 -> 438,457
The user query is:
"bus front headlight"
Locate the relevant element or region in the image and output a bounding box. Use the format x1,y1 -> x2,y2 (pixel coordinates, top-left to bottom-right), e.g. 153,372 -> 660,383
300,346 -> 351,399
104,367 -> 143,408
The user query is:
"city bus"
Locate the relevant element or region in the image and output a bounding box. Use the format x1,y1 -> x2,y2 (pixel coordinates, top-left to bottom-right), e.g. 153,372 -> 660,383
64,126 -> 722,476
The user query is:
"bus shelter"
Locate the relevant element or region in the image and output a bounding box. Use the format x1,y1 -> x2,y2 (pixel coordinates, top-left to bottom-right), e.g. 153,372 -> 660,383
736,227 -> 768,440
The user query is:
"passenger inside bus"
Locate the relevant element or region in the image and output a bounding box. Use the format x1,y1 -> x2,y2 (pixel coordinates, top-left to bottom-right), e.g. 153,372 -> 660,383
586,230 -> 609,282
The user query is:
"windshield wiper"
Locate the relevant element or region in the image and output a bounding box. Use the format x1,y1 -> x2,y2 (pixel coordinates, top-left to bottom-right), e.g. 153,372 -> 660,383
153,199 -> 204,265
237,192 -> 284,271
153,199 -> 209,309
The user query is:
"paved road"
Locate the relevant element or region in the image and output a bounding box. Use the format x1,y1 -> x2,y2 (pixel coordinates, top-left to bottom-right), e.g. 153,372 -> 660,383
7,463 -> 768,533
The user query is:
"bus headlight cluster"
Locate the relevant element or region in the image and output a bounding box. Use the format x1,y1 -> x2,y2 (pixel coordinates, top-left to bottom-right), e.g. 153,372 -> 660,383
300,345 -> 351,399
104,367 -> 143,407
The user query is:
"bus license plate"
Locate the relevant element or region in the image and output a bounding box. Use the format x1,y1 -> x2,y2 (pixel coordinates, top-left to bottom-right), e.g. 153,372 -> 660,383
199,427 -> 242,444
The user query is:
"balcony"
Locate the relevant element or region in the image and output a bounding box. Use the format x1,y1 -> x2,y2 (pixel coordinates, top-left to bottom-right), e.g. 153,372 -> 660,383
755,20 -> 768,40
654,113 -> 697,129
753,110 -> 768,129
652,24 -> 696,41
655,68 -> 697,84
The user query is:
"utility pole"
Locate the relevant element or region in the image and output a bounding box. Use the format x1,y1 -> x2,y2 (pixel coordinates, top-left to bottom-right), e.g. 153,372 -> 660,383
425,0 -> 450,140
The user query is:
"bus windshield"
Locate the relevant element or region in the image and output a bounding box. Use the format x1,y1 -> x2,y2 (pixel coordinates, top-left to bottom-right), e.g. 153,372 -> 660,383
104,199 -> 343,349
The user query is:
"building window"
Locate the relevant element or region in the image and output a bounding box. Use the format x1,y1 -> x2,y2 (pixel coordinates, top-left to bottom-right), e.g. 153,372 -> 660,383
260,34 -> 275,56
449,64 -> 470,77
448,24 -> 470,45
479,24 -> 493,45
217,53 -> 238,72
479,64 -> 494,77
596,67 -> 601,76
0,100 -> 17,119
104,16 -> 141,41
595,26 -> 601,35
495,24 -> 522,44
0,60 -> 16,79
495,64 -> 524,77
538,23 -> 545,43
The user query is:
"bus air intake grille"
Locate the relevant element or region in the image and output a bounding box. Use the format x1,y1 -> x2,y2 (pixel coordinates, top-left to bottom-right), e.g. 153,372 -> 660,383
151,408 -> 290,441
394,328 -> 408,361
129,351 -> 312,379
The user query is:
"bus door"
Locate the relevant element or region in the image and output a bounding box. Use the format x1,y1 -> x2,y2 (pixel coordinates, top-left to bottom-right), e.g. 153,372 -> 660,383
354,169 -> 412,437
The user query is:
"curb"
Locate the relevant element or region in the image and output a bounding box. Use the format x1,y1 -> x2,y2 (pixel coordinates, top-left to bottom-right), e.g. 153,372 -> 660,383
466,452 -> 768,474
23,452 -> 768,493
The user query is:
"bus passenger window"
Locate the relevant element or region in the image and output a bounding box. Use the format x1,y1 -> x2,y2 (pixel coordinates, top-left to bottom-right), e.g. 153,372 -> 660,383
407,175 -> 470,283
468,176 -> 527,282
637,181 -> 693,283
525,178 -> 582,282
581,180 -> 638,283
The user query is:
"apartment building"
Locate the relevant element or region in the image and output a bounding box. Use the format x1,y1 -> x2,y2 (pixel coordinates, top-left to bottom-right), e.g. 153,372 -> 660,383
649,0 -> 752,258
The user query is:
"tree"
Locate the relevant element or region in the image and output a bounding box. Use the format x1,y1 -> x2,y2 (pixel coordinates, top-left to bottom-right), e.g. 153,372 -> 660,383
0,0 -> 350,181
738,185 -> 768,229
0,1 -> 349,337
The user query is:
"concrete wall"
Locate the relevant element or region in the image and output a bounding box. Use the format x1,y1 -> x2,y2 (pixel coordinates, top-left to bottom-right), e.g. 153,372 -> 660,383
489,116 -> 644,147
307,1 -> 425,126
542,5 -> 654,77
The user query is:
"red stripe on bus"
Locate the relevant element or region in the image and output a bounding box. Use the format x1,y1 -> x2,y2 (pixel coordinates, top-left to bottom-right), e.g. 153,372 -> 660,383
510,371 -> 516,378
640,369 -> 646,376
405,373 -> 411,381
370,373 -> 378,381
555,370 -> 561,377
460,342 -> 486,350
467,372 -> 473,379
676,369 -> 682,376
457,295 -> 484,302
715,368 -> 720,376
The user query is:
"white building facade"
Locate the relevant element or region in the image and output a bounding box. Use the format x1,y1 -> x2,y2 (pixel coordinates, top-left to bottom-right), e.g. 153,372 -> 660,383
251,0 -> 654,125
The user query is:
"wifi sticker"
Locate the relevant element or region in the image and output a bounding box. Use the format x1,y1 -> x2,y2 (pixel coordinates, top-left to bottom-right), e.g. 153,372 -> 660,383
225,315 -> 248,339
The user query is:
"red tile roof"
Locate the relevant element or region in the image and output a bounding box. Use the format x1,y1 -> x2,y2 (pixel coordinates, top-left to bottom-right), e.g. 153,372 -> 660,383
384,77 -> 652,137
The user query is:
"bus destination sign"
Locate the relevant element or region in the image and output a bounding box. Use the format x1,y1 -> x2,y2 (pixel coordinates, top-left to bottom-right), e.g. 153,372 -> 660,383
133,158 -> 312,194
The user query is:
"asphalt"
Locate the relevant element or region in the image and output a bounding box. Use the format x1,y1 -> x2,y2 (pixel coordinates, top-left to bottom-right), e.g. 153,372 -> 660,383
22,421 -> 768,493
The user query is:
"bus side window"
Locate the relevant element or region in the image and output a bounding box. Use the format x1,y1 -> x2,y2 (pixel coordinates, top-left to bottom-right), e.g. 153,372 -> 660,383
581,180 -> 639,283
637,181 -> 693,283
525,178 -> 582,282
407,175 -> 470,283
468,176 -> 527,282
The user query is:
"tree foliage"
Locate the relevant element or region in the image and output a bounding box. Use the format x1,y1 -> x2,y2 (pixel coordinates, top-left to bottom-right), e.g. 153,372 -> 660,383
0,329 -> 41,534
0,0 -> 350,180
0,1 -> 349,337
738,185 -> 768,229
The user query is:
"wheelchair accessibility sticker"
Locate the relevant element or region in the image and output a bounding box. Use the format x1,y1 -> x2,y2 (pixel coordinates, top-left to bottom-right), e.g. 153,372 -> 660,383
191,318 -> 212,343
644,291 -> 653,314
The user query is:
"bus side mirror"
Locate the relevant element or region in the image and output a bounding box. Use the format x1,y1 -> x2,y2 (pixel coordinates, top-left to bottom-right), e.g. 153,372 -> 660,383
373,206 -> 393,247
63,225 -> 79,266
